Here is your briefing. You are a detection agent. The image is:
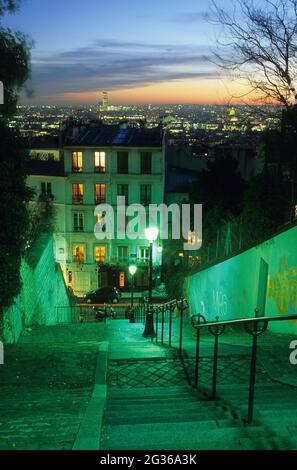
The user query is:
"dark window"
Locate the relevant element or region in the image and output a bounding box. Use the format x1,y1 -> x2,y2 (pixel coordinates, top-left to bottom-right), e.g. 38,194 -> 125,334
74,212 -> 84,232
140,184 -> 152,206
118,246 -> 128,262
117,152 -> 128,174
141,152 -> 152,174
117,184 -> 129,204
41,182 -> 52,197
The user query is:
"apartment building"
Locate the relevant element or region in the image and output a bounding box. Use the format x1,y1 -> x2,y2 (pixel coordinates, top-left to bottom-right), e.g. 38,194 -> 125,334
27,123 -> 165,296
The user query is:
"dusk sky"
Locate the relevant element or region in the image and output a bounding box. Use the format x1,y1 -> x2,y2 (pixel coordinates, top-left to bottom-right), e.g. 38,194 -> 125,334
3,0 -> 242,105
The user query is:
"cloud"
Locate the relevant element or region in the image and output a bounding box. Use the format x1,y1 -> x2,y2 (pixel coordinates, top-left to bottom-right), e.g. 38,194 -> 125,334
28,39 -> 218,100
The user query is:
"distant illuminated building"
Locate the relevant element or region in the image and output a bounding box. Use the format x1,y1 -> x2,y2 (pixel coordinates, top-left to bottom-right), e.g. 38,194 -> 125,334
100,91 -> 109,111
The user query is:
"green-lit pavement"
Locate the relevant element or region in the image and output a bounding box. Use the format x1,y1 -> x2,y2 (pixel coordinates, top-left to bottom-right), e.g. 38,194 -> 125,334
100,319 -> 297,450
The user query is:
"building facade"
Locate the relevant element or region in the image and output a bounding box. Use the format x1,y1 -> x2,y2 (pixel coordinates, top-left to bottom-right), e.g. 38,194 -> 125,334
27,124 -> 165,296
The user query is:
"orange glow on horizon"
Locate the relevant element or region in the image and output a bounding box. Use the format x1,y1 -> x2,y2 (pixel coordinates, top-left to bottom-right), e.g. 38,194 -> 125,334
35,78 -> 263,106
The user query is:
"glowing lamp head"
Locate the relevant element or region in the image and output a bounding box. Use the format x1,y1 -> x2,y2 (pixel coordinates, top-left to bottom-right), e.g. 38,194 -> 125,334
145,227 -> 159,244
129,265 -> 137,276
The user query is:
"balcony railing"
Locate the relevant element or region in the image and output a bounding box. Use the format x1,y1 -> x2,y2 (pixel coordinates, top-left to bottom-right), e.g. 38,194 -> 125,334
73,255 -> 85,263
73,226 -> 84,232
95,198 -> 106,205
72,196 -> 83,205
94,166 -> 106,173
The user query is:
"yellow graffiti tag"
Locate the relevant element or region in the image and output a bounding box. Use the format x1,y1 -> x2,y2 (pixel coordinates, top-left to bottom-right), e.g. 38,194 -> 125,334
268,257 -> 297,316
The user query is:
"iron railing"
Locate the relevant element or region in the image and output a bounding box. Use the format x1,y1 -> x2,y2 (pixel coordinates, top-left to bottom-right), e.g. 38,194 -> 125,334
148,299 -> 189,351
140,299 -> 297,424
191,311 -> 297,424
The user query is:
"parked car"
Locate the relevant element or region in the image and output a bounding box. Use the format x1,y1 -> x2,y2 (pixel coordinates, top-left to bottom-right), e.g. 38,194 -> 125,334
84,286 -> 121,304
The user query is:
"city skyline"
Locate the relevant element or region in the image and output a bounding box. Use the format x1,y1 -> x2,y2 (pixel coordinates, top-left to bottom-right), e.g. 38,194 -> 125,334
3,0 -> 253,106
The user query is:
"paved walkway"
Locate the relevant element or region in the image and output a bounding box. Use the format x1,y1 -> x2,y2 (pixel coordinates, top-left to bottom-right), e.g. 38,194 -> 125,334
0,323 -> 106,450
0,316 -> 296,450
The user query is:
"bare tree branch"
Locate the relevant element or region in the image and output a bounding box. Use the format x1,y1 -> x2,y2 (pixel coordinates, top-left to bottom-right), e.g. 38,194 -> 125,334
211,0 -> 297,110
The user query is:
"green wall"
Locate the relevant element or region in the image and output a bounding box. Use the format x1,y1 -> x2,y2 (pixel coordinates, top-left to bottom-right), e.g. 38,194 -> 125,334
2,235 -> 72,344
185,225 -> 297,335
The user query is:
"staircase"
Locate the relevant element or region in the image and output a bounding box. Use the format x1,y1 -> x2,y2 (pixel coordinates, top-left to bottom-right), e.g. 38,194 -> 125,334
101,381 -> 297,450
100,321 -> 297,450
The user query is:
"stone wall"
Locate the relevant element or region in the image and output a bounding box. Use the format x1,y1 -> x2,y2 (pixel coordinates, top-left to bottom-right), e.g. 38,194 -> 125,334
185,224 -> 297,335
2,235 -> 72,344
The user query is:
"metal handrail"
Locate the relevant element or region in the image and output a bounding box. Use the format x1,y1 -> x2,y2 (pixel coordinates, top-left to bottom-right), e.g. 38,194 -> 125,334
147,298 -> 189,351
191,310 -> 297,424
193,314 -> 297,329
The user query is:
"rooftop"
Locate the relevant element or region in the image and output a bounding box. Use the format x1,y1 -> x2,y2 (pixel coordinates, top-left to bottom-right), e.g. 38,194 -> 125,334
65,124 -> 163,148
26,160 -> 65,177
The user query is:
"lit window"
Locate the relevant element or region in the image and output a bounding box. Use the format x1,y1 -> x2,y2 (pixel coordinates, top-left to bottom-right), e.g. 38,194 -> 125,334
95,213 -> 106,233
95,151 -> 106,173
188,231 -> 200,246
95,246 -> 106,263
72,152 -> 83,173
73,245 -> 85,262
295,205 -> 297,219
72,184 -> 84,204
95,184 -> 106,204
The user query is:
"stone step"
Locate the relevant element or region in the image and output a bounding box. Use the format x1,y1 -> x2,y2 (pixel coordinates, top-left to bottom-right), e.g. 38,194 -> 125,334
106,396 -> 208,407
108,391 -> 196,400
108,385 -> 192,397
101,421 -> 267,450
104,399 -> 219,412
104,411 -> 241,426
105,435 -> 293,451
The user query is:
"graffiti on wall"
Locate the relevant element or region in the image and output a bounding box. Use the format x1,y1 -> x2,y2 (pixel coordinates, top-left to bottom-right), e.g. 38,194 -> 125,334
212,289 -> 228,318
268,257 -> 297,316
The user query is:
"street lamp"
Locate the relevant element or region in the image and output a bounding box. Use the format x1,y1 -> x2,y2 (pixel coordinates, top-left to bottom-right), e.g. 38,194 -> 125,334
145,227 -> 159,303
129,264 -> 137,307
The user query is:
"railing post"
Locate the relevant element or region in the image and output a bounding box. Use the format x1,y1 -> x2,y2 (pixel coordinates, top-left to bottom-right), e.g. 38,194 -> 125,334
244,314 -> 268,424
161,305 -> 165,346
248,332 -> 258,424
155,307 -> 159,343
208,316 -> 225,400
179,299 -> 184,354
193,314 -> 206,389
142,304 -> 156,339
194,324 -> 201,389
212,319 -> 219,399
168,304 -> 173,348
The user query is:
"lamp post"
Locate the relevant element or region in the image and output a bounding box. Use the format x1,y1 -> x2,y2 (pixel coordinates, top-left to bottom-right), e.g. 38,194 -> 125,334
144,227 -> 159,304
128,264 -> 137,307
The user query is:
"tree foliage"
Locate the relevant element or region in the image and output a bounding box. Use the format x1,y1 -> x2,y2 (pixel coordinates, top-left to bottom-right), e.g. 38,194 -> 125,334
212,0 -> 297,109
0,1 -> 31,118
0,0 -> 32,315
242,170 -> 291,243
190,156 -> 245,243
0,0 -> 20,16
0,123 -> 32,310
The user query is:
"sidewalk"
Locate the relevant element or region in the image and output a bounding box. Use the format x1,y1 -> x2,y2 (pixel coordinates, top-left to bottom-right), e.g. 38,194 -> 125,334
0,323 -> 106,450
